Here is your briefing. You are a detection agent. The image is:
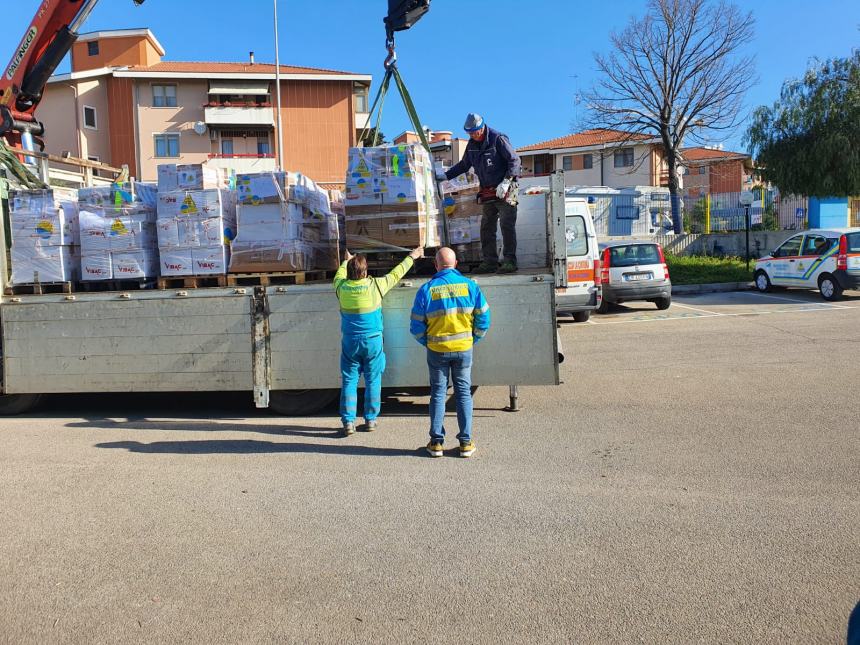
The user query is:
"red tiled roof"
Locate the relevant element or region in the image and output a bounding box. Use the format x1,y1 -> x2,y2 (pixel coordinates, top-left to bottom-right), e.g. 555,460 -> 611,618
518,129 -> 653,153
681,146 -> 750,162
128,61 -> 359,75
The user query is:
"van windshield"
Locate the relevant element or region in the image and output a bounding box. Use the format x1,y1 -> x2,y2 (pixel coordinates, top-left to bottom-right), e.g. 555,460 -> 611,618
609,244 -> 660,267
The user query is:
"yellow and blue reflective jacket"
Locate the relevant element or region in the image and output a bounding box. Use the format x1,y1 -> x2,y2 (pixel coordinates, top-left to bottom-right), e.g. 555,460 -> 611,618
334,256 -> 414,337
410,268 -> 490,352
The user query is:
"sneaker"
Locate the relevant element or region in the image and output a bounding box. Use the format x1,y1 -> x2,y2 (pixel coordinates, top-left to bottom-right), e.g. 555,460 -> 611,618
472,262 -> 498,275
363,420 -> 377,432
496,262 -> 517,274
459,440 -> 476,458
342,422 -> 356,436
426,441 -> 444,458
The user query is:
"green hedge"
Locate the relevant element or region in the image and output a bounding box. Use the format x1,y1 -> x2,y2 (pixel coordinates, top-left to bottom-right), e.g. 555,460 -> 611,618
665,254 -> 753,285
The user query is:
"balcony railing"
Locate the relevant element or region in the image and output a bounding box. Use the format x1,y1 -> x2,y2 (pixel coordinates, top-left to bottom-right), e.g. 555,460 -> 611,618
204,105 -> 276,127
208,153 -> 275,159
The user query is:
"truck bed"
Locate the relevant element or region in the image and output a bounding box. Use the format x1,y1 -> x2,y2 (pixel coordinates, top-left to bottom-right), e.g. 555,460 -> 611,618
1,272 -> 558,396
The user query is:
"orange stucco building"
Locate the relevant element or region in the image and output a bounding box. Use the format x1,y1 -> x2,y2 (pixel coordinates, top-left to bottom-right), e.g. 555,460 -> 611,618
40,29 -> 371,184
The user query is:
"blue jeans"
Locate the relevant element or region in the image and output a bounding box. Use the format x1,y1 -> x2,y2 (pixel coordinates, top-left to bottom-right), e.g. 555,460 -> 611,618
340,333 -> 385,425
427,348 -> 473,443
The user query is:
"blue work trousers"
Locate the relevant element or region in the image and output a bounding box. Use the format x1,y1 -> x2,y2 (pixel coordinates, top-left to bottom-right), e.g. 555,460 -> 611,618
340,333 -> 385,425
427,348 -> 473,443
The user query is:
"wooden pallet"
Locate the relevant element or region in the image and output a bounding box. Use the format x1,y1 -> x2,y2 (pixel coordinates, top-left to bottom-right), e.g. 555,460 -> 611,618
156,275 -> 228,290
4,281 -> 74,296
78,279 -> 155,292
225,270 -> 332,287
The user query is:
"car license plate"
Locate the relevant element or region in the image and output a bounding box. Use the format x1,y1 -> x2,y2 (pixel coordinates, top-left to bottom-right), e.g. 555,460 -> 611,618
625,273 -> 652,281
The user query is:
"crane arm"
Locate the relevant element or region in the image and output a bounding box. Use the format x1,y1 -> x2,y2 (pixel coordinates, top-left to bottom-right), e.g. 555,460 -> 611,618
0,0 -> 145,142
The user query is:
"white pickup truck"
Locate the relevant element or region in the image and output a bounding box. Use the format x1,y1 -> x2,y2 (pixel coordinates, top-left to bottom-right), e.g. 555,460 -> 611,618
0,172 -> 581,416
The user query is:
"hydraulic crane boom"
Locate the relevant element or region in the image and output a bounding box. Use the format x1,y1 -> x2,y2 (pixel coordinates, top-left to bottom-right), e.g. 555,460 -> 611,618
0,0 -> 145,145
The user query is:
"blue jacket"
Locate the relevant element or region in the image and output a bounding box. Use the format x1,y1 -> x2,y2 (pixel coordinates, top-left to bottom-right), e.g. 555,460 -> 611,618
410,268 -> 491,353
444,126 -> 521,189
334,256 -> 414,337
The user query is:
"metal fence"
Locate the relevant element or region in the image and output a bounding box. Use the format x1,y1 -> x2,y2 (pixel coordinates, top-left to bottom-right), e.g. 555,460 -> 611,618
569,188 -> 675,238
568,187 -> 856,239
682,189 -> 809,233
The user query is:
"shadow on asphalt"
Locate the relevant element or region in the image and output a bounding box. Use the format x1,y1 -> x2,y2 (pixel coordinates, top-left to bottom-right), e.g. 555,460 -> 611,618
94,438 -> 429,457
19,391 -> 491,421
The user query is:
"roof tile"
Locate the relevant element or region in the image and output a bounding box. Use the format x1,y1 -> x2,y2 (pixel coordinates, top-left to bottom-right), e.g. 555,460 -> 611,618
518,129 -> 652,152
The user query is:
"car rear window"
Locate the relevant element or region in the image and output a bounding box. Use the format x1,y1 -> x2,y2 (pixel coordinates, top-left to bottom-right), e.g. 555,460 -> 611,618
609,244 -> 660,267
846,232 -> 860,253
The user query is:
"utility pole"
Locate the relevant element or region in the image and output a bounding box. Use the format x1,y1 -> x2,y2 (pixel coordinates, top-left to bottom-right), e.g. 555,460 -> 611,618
274,0 -> 285,171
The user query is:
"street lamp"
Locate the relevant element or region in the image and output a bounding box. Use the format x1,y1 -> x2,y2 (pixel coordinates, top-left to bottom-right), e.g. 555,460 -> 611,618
739,189 -> 754,270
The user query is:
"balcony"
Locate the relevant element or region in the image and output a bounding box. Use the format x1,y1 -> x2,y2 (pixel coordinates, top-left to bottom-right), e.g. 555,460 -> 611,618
207,154 -> 277,175
204,105 -> 275,127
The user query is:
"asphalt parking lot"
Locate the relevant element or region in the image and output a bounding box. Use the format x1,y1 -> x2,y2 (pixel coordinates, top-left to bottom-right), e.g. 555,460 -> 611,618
1,289 -> 858,644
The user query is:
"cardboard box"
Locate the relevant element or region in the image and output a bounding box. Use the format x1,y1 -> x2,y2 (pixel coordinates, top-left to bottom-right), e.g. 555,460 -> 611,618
11,245 -> 75,284
11,211 -> 76,247
383,216 -> 427,248
159,249 -> 194,276
113,250 -> 158,279
345,217 -> 384,250
229,241 -> 309,273
192,246 -> 229,275
157,164 -> 179,192
175,164 -> 229,191
80,253 -> 113,281
314,242 -> 341,271
78,184 -> 135,208
236,172 -> 286,205
10,188 -> 78,215
157,189 -> 234,220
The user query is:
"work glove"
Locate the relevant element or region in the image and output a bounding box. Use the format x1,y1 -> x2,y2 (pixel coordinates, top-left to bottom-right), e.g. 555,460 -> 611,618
435,168 -> 448,183
496,177 -> 512,200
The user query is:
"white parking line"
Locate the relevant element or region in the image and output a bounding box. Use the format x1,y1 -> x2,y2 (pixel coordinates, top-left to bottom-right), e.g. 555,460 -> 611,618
672,302 -> 723,315
748,292 -> 838,305
587,304 -> 855,325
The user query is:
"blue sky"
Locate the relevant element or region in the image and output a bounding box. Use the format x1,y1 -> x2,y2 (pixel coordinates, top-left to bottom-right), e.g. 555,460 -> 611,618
2,0 -> 858,153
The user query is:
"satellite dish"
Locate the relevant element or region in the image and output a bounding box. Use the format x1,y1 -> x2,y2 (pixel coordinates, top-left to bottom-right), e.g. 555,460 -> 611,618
193,121 -> 207,136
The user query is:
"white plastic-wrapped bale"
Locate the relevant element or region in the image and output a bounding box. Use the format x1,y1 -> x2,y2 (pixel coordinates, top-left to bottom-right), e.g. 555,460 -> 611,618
156,189 -> 236,277
343,143 -> 441,251
76,184 -> 159,281
230,172 -> 339,273
8,188 -> 80,285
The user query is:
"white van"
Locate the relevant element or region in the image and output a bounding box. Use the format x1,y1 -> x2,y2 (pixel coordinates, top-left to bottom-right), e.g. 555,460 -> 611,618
516,178 -> 602,321
754,228 -> 860,300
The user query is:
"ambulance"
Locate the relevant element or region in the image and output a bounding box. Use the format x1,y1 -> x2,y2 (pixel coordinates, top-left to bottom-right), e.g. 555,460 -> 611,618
517,178 -> 602,322
754,228 -> 860,301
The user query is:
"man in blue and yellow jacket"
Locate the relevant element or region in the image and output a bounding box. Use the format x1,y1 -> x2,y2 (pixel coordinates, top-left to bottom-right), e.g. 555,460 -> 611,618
410,247 -> 491,458
334,246 -> 423,435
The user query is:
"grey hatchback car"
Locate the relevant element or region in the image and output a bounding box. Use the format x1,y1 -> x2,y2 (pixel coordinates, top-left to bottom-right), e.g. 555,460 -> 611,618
597,241 -> 672,313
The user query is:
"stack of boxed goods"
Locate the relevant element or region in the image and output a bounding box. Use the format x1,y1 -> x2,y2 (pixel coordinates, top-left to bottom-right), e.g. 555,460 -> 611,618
441,170 -> 482,262
78,184 -> 159,281
343,143 -> 440,251
155,163 -> 237,277
229,171 -> 340,273
8,188 -> 80,285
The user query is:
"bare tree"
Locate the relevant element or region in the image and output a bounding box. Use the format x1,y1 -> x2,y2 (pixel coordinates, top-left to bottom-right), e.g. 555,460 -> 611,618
586,0 -> 756,232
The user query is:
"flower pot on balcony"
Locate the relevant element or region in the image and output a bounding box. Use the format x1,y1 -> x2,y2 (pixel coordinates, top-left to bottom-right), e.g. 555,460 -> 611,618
207,101 -> 217,107
223,101 -> 232,107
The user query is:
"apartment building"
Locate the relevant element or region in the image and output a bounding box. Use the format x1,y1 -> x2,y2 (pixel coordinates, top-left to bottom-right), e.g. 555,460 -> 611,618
38,29 -> 371,184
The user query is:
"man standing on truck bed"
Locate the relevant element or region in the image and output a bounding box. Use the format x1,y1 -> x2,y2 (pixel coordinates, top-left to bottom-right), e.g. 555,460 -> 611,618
334,246 -> 424,436
438,113 -> 522,274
